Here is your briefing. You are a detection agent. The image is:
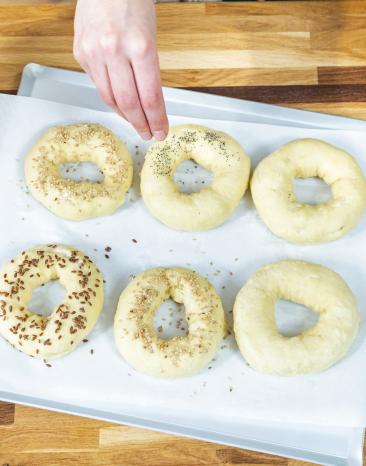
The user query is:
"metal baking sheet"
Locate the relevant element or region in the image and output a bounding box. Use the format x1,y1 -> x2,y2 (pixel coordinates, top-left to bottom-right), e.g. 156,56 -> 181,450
0,390 -> 363,466
13,63 -> 365,466
18,63 -> 366,131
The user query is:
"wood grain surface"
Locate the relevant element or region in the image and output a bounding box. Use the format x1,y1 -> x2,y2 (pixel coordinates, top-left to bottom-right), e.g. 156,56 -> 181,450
0,1 -> 365,465
0,402 -> 319,466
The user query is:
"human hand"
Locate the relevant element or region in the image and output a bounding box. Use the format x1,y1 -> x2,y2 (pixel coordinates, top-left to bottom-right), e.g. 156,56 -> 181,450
73,0 -> 168,141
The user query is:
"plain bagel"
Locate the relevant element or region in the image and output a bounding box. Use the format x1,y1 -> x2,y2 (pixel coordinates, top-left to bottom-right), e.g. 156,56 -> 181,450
233,260 -> 359,376
25,123 -> 133,221
141,124 -> 250,231
114,267 -> 226,378
0,245 -> 104,359
251,138 -> 366,243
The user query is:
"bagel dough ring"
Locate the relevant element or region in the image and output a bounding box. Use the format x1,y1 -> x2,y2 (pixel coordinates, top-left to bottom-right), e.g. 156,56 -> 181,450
0,245 -> 104,359
233,260 -> 359,376
25,123 -> 133,220
251,139 -> 366,243
114,267 -> 226,378
141,124 -> 251,230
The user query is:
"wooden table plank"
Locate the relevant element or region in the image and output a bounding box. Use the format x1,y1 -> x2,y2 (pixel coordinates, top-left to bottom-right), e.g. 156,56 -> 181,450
0,1 -> 366,91
162,68 -> 318,87
0,2 -> 365,466
0,403 -> 310,466
0,402 -> 14,425
185,83 -> 366,103
318,66 -> 366,85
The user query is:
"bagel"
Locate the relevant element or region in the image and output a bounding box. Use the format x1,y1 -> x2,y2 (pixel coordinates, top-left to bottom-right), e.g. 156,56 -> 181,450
141,124 -> 250,231
25,123 -> 133,221
114,267 -> 226,378
251,139 -> 366,243
0,245 -> 104,359
233,260 -> 359,376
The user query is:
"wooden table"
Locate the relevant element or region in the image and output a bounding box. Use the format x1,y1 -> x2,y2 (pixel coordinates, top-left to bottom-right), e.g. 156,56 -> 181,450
0,1 -> 365,465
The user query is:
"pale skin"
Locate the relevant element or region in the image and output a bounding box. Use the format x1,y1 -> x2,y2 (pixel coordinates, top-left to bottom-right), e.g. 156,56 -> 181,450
73,0 -> 169,141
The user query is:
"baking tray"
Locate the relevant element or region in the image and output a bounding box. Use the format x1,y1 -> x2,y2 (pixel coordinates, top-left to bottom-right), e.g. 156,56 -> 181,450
19,63 -> 366,131
0,390 -> 364,466
12,63 -> 365,466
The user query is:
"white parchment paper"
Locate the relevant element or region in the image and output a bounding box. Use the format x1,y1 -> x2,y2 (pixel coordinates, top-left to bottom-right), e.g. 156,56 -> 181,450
0,93 -> 366,427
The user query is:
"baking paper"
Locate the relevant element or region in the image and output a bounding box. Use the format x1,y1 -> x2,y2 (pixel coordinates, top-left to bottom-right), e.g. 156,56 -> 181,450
0,93 -> 365,427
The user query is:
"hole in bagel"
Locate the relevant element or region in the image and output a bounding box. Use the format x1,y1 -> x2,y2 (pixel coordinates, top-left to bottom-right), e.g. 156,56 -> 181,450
153,299 -> 189,340
60,161 -> 104,183
293,177 -> 332,205
28,279 -> 66,317
275,299 -> 319,338
173,159 -> 213,194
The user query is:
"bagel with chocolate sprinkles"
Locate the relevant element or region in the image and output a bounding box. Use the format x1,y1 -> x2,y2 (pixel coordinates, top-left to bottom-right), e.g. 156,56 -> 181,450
0,245 -> 104,359
141,124 -> 250,231
25,123 -> 133,221
114,267 -> 226,378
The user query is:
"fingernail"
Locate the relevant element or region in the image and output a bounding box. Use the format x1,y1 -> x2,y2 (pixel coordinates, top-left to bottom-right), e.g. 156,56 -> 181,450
153,130 -> 167,141
140,131 -> 152,141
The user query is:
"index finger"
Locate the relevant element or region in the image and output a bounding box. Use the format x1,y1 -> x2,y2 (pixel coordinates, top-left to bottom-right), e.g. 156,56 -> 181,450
131,51 -> 169,141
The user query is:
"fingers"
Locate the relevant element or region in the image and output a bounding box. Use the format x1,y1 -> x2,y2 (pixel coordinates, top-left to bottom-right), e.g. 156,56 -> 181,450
73,32 -> 167,140
73,37 -> 123,117
90,64 -> 125,117
107,58 -> 152,140
73,0 -> 167,140
131,50 -> 169,141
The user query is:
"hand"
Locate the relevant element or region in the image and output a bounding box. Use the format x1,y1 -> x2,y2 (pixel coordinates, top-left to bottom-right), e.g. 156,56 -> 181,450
73,0 -> 168,141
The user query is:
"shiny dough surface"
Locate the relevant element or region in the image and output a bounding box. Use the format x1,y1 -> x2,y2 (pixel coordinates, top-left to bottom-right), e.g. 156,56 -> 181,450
251,138 -> 366,243
114,267 -> 226,378
234,260 -> 359,376
0,245 -> 104,359
141,124 -> 250,231
25,123 -> 133,221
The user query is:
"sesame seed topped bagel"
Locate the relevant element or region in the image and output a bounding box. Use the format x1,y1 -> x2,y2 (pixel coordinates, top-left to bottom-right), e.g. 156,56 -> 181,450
25,123 -> 133,221
251,138 -> 366,243
114,267 -> 226,378
0,245 -> 104,359
234,260 -> 359,376
141,124 -> 250,231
